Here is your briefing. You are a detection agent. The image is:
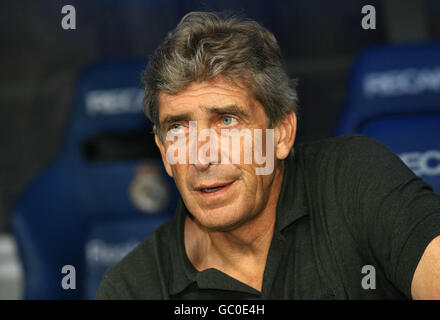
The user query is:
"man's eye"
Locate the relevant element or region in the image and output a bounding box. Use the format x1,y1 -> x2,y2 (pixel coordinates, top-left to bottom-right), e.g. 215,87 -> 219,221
170,123 -> 184,133
221,116 -> 237,126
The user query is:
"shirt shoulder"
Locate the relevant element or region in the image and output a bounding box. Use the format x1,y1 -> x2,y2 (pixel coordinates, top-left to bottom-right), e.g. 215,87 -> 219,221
295,133 -> 415,185
95,219 -> 174,300
295,134 -> 440,298
297,133 -> 398,160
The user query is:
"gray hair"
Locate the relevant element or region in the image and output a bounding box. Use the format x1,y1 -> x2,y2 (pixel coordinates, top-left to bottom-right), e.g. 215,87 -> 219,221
141,11 -> 298,138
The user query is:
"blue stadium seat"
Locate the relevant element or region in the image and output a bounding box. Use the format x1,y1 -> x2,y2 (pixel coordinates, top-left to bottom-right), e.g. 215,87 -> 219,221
334,43 -> 440,193
11,61 -> 178,299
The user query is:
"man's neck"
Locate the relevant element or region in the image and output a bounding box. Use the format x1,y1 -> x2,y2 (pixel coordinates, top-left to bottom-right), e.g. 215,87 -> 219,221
184,161 -> 285,291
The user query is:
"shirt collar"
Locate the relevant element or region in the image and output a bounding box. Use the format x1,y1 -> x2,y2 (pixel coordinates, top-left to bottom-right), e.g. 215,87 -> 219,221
275,149 -> 309,232
168,200 -> 261,296
168,198 -> 197,295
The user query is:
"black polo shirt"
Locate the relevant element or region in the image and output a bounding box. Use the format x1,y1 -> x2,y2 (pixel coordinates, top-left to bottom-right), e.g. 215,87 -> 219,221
96,134 -> 440,299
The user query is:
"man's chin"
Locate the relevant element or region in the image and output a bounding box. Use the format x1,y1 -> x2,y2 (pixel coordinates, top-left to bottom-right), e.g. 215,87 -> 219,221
192,209 -> 250,232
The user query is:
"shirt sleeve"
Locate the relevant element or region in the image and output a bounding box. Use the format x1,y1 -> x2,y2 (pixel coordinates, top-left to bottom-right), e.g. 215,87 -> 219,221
337,135 -> 440,298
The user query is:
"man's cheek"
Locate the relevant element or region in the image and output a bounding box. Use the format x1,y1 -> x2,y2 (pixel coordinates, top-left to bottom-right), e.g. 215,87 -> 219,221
170,165 -> 190,190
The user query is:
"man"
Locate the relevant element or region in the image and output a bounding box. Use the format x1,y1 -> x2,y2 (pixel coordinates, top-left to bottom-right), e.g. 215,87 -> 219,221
96,11 -> 440,299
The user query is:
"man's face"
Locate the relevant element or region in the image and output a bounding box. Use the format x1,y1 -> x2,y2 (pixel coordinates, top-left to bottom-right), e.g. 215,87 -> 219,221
155,77 -> 296,231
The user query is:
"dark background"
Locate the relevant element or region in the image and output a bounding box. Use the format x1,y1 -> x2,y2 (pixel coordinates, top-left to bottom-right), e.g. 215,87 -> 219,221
1,0 -> 439,234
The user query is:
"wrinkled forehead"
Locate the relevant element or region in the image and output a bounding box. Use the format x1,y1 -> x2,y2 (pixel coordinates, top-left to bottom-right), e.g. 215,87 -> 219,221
156,78 -> 263,121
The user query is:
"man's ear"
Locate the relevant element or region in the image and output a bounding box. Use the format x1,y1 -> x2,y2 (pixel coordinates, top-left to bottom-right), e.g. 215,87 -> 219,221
274,110 -> 297,160
154,126 -> 174,178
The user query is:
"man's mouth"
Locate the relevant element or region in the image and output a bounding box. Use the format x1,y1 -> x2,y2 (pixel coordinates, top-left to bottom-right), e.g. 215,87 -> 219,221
195,181 -> 235,194
200,186 -> 224,193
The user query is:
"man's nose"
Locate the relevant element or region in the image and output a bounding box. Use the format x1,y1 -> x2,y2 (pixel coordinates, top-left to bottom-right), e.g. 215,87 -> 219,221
193,155 -> 211,171
191,125 -> 219,171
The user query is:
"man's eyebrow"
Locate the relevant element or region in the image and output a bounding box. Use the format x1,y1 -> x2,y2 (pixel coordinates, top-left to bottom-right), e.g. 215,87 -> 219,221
159,105 -> 250,130
160,113 -> 191,129
203,105 -> 251,120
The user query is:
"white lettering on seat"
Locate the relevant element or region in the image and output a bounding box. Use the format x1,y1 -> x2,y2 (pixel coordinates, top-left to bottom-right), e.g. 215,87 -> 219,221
85,88 -> 144,116
363,67 -> 440,98
399,150 -> 440,177
85,239 -> 139,266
